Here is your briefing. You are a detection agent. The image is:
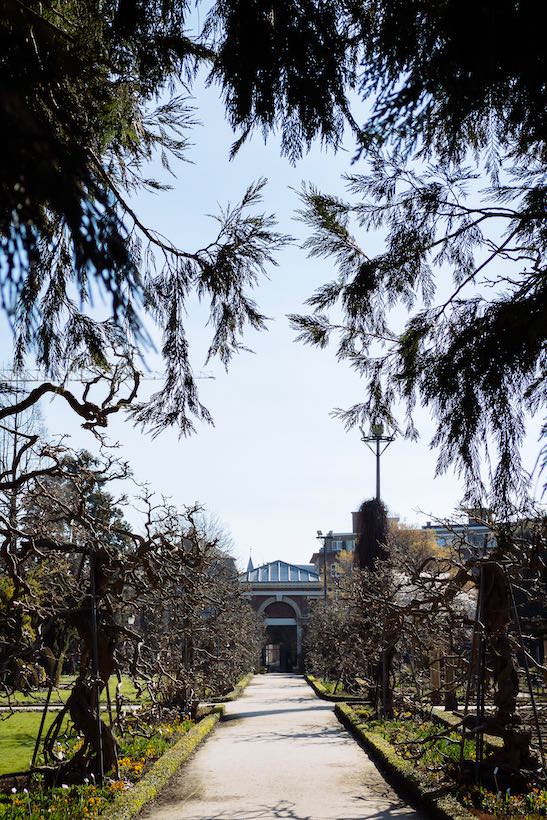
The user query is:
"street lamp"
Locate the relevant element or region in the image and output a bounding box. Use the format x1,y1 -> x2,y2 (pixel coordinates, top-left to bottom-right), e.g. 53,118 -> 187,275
316,530 -> 333,601
360,421 -> 394,501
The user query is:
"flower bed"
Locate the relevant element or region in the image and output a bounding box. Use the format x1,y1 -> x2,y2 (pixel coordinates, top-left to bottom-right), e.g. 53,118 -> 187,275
0,783 -> 113,819
336,703 -> 547,819
0,714 -> 213,819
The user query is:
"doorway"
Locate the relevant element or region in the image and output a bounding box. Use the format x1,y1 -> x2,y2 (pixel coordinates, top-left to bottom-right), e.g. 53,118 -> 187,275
264,624 -> 297,672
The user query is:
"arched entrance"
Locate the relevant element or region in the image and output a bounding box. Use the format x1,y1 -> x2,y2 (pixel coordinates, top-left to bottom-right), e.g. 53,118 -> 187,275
261,601 -> 298,672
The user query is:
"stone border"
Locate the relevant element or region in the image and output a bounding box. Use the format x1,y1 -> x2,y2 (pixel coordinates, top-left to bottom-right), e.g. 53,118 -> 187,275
335,703 -> 474,820
106,706 -> 224,820
305,674 -> 368,703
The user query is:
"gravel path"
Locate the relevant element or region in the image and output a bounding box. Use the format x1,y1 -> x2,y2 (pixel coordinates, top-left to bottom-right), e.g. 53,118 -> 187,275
140,674 -> 424,820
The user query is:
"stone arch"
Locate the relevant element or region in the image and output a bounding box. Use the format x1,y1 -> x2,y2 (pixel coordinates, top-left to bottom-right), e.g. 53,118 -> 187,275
263,601 -> 296,618
257,596 -> 302,619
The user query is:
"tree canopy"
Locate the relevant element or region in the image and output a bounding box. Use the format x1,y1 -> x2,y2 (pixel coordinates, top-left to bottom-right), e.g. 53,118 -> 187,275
208,0 -> 546,162
1,0 -> 545,493
1,0 -> 289,434
210,0 -> 546,500
289,156 -> 545,504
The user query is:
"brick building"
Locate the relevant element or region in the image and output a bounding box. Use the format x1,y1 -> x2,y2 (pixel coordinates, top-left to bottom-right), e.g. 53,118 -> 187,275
239,559 -> 322,672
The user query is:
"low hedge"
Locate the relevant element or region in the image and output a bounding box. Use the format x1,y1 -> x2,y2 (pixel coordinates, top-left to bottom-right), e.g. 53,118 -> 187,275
305,675 -> 368,703
335,703 -> 474,820
106,706 -> 224,820
210,672 -> 254,703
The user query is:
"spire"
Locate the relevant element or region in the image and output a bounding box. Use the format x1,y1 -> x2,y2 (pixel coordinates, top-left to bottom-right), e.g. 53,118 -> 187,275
246,552 -> 254,573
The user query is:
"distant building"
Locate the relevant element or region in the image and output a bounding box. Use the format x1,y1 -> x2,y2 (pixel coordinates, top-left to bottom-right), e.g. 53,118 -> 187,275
422,509 -> 495,552
309,512 -> 400,581
239,559 -> 322,672
308,528 -> 356,577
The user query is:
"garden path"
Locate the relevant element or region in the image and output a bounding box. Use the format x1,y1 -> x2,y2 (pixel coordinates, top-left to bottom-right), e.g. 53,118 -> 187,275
141,674 -> 424,820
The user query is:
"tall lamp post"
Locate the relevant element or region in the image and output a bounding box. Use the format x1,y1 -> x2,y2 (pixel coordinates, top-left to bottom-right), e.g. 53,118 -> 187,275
360,422 -> 394,718
316,530 -> 333,601
360,422 -> 394,501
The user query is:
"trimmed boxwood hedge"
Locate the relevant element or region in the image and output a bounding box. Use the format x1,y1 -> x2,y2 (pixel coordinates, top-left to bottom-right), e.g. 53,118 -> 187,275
210,672 -> 254,703
305,675 -> 368,703
105,707 -> 224,820
335,703 -> 474,820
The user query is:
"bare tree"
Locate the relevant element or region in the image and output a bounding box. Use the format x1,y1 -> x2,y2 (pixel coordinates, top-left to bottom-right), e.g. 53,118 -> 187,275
0,368 -> 261,783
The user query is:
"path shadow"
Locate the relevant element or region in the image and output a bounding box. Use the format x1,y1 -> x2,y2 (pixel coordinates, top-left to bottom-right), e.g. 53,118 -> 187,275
175,800 -> 311,820
222,704 -> 332,721
178,798 -> 422,820
232,726 -> 355,746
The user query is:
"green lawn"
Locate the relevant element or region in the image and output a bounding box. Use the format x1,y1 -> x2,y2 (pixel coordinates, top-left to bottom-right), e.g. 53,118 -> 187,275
0,677 -> 147,775
0,675 -> 144,708
0,712 -> 64,775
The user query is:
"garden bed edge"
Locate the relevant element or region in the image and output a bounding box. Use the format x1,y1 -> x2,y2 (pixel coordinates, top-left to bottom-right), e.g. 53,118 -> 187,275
105,706 -> 225,820
305,674 -> 368,703
335,702 -> 474,820
209,671 -> 254,703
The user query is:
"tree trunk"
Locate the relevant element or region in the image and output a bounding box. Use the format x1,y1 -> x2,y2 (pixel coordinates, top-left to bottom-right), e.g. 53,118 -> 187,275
481,560 -> 531,770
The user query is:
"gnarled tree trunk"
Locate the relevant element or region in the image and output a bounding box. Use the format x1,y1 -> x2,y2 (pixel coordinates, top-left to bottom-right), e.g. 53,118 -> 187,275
481,559 -> 532,770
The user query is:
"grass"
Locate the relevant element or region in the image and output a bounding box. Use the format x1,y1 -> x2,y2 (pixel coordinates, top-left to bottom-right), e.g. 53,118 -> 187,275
0,672 -> 250,818
0,686 -> 163,777
0,676 -> 145,708
0,712 -> 66,775
0,671 -> 252,777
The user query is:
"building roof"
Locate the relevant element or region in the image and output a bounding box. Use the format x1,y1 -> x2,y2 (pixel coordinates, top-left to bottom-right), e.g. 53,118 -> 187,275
239,560 -> 320,584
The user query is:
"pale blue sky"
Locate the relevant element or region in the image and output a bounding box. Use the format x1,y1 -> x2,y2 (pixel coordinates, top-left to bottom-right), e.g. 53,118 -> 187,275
1,74 -> 543,569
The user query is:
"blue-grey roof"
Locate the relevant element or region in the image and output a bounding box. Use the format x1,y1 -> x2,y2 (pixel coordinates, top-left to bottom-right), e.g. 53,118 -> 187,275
239,560 -> 320,584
